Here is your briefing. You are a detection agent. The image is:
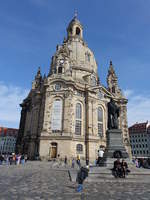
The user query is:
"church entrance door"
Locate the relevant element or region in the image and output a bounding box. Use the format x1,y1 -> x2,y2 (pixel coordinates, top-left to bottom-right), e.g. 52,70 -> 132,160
50,143 -> 57,158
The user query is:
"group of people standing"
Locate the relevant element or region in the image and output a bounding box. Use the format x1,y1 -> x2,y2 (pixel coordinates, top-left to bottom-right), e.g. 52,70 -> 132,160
0,153 -> 27,165
56,154 -> 81,168
113,158 -> 130,178
133,158 -> 150,169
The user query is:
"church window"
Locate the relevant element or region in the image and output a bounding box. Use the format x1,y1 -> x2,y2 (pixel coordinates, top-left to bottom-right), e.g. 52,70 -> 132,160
98,107 -> 103,137
76,144 -> 83,153
51,99 -> 63,131
58,66 -> 62,74
112,86 -> 115,93
76,91 -> 82,97
147,150 -> 149,154
75,103 -> 82,135
76,27 -> 80,36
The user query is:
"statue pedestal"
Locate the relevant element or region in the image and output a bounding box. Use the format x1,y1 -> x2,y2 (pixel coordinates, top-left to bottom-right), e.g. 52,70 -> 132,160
103,129 -> 129,167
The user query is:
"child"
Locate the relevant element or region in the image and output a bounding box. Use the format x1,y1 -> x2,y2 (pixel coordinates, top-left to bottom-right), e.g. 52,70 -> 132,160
76,166 -> 89,192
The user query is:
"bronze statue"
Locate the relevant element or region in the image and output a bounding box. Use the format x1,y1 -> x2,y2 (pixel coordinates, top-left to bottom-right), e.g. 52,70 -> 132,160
108,98 -> 120,129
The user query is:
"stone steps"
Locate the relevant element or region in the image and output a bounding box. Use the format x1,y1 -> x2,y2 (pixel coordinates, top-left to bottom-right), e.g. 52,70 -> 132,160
68,166 -> 150,183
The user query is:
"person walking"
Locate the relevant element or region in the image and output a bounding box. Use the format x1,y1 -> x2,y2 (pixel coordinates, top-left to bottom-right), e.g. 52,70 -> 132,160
17,154 -> 21,165
64,156 -> 67,167
24,154 -> 28,163
97,148 -> 104,166
5,155 -> 9,165
0,154 -> 4,165
135,158 -> 139,168
76,166 -> 89,192
71,158 -> 75,168
12,153 -> 16,165
21,154 -> 25,165
76,155 -> 81,168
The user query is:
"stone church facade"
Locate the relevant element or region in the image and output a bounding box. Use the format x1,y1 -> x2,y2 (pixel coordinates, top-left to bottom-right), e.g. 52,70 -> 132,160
16,16 -> 131,161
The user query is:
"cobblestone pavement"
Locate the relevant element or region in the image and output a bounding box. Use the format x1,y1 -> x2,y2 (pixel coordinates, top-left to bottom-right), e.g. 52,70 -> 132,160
0,161 -> 150,200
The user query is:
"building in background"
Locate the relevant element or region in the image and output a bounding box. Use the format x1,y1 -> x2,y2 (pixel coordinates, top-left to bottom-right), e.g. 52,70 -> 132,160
16,15 -> 131,160
0,127 -> 18,154
129,121 -> 150,158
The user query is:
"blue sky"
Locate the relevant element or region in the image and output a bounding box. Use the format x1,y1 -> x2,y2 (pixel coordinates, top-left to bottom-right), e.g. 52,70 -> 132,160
0,0 -> 150,128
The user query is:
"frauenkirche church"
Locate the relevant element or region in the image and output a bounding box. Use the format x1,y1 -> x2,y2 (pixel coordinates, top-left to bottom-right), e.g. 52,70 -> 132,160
16,15 -> 131,160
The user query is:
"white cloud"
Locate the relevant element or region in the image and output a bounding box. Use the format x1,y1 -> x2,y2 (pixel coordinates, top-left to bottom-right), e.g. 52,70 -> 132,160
123,89 -> 134,98
124,89 -> 150,127
0,83 -> 149,129
0,82 -> 29,128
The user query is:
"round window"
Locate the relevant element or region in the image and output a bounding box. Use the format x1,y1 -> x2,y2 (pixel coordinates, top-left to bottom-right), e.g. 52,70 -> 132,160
55,84 -> 61,91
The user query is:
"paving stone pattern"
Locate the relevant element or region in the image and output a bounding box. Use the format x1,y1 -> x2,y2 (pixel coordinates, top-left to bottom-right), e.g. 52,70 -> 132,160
0,161 -> 150,200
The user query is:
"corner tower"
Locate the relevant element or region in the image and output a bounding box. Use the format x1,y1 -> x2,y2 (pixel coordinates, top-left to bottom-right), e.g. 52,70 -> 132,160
107,61 -> 122,97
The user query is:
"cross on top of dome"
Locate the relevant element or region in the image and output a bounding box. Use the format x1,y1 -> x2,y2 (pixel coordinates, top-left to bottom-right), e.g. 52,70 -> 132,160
74,10 -> 77,19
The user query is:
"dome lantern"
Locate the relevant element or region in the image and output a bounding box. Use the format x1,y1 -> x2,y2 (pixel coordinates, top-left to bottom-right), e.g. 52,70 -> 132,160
67,12 -> 83,40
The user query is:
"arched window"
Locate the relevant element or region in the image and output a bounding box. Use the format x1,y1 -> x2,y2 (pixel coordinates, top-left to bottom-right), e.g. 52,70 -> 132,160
112,86 -> 115,93
58,66 -> 62,74
51,99 -> 63,132
76,27 -> 80,35
75,103 -> 82,135
98,107 -> 103,137
76,144 -> 83,153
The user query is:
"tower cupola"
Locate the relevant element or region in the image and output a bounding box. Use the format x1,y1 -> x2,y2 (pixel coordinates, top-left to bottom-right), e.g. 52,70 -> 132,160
67,12 -> 83,40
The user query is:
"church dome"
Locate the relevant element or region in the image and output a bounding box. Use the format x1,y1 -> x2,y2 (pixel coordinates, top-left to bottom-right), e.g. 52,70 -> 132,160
66,16 -> 97,74
50,15 -> 98,84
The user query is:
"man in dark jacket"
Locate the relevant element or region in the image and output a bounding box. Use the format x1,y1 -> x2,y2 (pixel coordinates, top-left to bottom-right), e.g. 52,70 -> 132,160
121,159 -> 130,178
113,158 -> 122,178
76,166 -> 89,192
0,154 -> 4,165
